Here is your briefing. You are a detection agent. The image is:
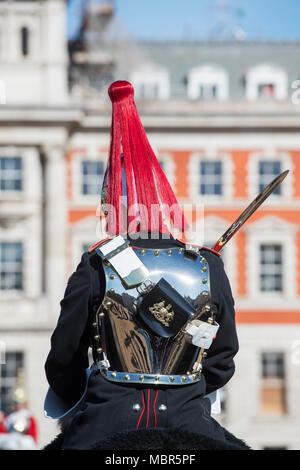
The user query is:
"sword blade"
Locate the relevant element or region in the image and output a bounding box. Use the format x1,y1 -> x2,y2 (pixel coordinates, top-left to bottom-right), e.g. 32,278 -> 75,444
212,170 -> 289,253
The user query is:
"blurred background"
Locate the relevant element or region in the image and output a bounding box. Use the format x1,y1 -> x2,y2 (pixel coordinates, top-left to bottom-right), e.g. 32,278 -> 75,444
0,0 -> 300,450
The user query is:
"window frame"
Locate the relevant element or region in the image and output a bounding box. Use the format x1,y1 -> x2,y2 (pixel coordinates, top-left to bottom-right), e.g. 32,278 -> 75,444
247,151 -> 293,204
246,216 -> 296,302
259,244 -> 283,293
188,151 -> 233,203
81,160 -> 105,197
130,65 -> 170,101
0,351 -> 24,413
246,64 -> 288,101
260,351 -> 286,416
71,150 -> 107,205
0,241 -> 23,292
187,64 -> 229,101
0,153 -> 24,199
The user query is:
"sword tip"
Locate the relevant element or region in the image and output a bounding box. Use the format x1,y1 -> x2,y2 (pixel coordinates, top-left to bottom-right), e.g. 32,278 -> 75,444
278,169 -> 289,182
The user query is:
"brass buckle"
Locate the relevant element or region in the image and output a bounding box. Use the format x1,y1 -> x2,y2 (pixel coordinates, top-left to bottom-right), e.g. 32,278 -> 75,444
136,279 -> 154,296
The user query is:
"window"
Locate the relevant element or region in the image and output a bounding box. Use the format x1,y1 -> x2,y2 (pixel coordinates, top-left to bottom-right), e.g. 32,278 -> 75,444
130,64 -> 170,100
259,244 -> 282,292
260,352 -> 286,415
199,84 -> 218,100
262,352 -> 284,378
0,157 -> 22,192
246,64 -> 287,100
258,84 -> 275,99
258,161 -> 281,195
0,242 -> 23,290
0,352 -> 24,413
135,83 -> 160,100
199,161 -> 222,195
187,65 -> 228,100
81,161 -> 104,196
247,152 -> 292,202
21,27 -> 29,57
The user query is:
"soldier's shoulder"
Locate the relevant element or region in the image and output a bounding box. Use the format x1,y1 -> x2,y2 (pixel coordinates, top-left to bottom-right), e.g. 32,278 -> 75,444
87,237 -> 113,254
198,246 -> 221,258
196,245 -> 224,267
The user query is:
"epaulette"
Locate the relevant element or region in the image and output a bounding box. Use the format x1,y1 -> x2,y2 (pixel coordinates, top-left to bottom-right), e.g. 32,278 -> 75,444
88,237 -> 112,253
176,238 -> 221,257
199,246 -> 221,257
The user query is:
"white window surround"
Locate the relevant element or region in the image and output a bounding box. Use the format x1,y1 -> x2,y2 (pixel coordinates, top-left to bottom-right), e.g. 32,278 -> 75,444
0,216 -> 42,300
187,64 -> 229,100
71,150 -> 107,205
188,151 -> 233,203
247,151 -> 293,203
130,64 -> 170,100
246,64 -> 288,101
0,146 -> 41,202
246,216 -> 297,303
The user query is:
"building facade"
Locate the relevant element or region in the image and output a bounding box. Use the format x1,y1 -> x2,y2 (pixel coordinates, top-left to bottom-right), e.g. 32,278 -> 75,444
0,0 -> 300,449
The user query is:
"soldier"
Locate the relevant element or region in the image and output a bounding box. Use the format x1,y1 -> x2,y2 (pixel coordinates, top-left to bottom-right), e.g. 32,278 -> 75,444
44,81 -> 239,450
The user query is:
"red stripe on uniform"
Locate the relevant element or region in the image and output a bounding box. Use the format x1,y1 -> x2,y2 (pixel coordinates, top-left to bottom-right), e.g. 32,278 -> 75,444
153,390 -> 159,428
146,389 -> 150,428
136,391 -> 145,430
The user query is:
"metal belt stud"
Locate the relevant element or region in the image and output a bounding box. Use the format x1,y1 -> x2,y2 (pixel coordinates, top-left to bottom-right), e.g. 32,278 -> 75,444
132,404 -> 141,412
99,366 -> 201,386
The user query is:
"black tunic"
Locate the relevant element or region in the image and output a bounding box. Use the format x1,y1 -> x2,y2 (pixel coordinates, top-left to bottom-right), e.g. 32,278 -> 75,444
45,236 -> 239,449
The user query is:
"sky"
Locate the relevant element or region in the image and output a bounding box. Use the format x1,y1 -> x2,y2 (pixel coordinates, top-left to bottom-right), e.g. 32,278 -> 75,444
68,0 -> 300,42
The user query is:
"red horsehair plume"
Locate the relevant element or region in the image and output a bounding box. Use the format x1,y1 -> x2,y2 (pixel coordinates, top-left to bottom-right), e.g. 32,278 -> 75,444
104,80 -> 189,236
